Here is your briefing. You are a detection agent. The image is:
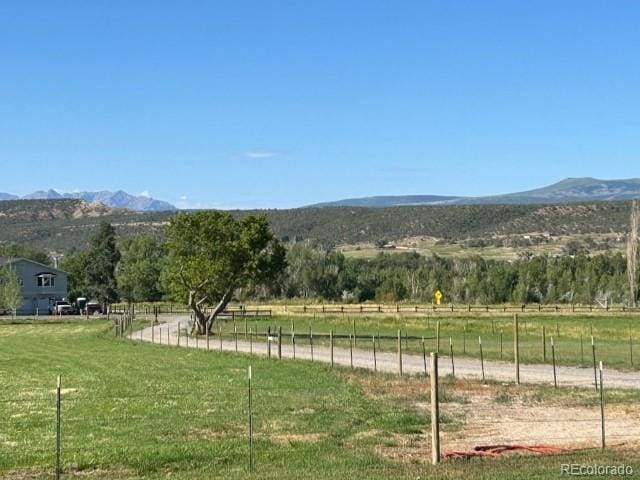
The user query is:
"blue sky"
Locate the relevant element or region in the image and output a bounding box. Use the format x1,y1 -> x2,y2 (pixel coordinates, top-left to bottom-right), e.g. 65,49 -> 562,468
1,1 -> 639,209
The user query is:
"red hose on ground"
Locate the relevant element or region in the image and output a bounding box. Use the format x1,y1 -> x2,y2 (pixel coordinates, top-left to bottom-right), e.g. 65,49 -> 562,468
444,444 -> 568,459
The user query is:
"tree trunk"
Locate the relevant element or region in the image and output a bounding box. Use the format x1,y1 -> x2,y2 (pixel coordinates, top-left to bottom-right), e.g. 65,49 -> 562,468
188,289 -> 232,335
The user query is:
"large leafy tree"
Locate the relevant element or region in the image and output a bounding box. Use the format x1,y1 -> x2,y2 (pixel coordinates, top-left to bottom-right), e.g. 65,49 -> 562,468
85,222 -> 120,306
164,211 -> 286,334
60,250 -> 89,302
117,235 -> 164,303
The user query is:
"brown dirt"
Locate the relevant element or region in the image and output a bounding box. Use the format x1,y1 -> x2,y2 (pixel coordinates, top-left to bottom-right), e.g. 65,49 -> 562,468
270,432 -> 327,444
344,372 -> 640,460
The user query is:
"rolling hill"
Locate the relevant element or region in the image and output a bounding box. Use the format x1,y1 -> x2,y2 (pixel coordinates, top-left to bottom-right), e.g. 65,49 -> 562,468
0,198 -> 634,253
311,177 -> 640,208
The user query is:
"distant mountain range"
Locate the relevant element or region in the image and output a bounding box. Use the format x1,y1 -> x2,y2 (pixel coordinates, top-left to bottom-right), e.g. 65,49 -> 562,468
0,189 -> 176,212
311,177 -> 640,208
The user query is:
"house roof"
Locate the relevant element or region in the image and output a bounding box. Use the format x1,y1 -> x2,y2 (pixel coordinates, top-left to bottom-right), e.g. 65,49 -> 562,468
0,257 -> 69,275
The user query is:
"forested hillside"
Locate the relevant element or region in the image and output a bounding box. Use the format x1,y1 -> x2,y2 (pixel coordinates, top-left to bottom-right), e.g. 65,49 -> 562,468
0,199 -> 634,252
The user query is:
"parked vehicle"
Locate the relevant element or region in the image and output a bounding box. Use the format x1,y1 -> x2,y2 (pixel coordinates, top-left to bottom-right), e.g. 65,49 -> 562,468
75,297 -> 102,315
50,300 -> 73,315
86,300 -> 102,315
76,297 -> 87,315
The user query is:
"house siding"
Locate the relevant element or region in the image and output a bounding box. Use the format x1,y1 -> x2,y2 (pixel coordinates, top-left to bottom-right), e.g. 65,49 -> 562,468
1,259 -> 69,315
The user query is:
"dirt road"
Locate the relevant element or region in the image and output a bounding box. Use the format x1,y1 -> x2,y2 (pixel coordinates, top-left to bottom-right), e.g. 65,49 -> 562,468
131,316 -> 640,390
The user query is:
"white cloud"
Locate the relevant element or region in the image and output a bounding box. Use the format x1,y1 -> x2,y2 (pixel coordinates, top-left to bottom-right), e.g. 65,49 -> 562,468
139,190 -> 151,198
241,150 -> 280,159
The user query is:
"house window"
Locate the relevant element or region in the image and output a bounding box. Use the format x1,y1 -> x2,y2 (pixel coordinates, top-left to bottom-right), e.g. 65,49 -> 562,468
36,273 -> 55,287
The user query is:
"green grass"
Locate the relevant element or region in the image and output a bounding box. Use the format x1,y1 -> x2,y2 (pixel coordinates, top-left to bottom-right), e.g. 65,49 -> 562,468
211,313 -> 640,371
0,321 -> 426,479
1,321 -> 638,479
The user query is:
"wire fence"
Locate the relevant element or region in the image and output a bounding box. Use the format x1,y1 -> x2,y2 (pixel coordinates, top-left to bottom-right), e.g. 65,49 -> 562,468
2,361 -> 636,477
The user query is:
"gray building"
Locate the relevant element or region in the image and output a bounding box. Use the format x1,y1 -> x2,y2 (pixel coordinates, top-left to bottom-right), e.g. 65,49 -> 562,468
0,257 -> 69,315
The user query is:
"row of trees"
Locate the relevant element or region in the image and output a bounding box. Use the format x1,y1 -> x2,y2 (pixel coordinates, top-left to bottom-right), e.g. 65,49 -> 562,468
62,228 -> 638,308
5,211 -> 639,322
282,245 -> 634,305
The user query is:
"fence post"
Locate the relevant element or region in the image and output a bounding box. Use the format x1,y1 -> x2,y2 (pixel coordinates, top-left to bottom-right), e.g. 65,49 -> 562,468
449,337 -> 455,378
330,329 -> 334,367
278,326 -> 282,359
151,320 -> 155,344
592,336 -> 598,390
430,353 -> 440,465
397,329 -> 402,376
422,336 -> 427,376
599,361 -> 605,449
436,321 -> 440,354
352,317 -> 356,347
310,326 -> 314,361
248,366 -> 253,472
56,375 -> 61,480
479,336 -> 485,383
373,335 -> 377,372
542,326 -> 546,361
349,334 -> 353,368
267,327 -> 271,358
514,314 -> 520,385
463,326 -> 466,354
551,336 -> 557,389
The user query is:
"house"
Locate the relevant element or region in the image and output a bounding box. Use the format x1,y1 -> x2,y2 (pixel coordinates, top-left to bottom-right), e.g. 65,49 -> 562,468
0,257 -> 68,315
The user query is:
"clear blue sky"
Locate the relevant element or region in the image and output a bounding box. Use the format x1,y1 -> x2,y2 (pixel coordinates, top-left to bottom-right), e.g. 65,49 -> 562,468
1,1 -> 639,209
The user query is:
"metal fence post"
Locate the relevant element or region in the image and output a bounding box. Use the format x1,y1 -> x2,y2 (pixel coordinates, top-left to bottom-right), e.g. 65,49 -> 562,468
56,375 -> 61,480
430,353 -> 440,465
599,361 -> 605,449
248,366 -> 253,472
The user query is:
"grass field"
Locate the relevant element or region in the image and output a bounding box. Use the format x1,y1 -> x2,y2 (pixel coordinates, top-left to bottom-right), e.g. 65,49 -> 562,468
1,321 -> 638,479
337,233 -> 626,261
207,313 -> 640,371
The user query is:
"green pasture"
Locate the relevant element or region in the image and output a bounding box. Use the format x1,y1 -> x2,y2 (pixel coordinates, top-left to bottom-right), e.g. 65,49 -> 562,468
208,313 -> 640,371
1,321 -> 638,479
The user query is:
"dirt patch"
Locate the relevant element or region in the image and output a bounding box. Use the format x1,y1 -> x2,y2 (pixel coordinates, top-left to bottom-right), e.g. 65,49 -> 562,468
375,432 -> 431,464
184,427 -> 236,440
343,372 -> 640,458
342,373 -> 428,402
270,432 -> 327,444
442,394 -> 640,452
1,466 -> 135,479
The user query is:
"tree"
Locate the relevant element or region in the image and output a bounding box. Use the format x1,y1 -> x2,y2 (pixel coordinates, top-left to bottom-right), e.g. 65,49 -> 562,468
60,251 -> 89,302
0,244 -> 51,265
117,235 -> 164,303
164,211 -> 286,334
85,222 -> 120,307
0,266 -> 23,316
627,200 -> 639,307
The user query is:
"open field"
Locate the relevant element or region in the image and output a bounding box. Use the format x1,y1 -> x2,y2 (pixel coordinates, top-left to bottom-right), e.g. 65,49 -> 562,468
338,233 -> 626,261
2,321 -> 639,479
